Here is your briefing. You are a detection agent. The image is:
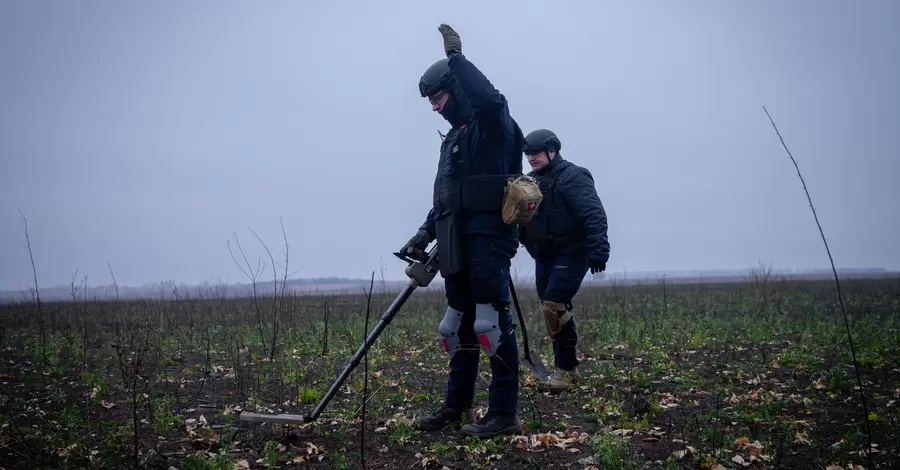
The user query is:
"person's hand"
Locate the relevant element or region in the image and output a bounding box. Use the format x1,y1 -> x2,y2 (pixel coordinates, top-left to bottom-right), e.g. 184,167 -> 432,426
589,260 -> 606,274
438,24 -> 462,57
400,229 -> 433,261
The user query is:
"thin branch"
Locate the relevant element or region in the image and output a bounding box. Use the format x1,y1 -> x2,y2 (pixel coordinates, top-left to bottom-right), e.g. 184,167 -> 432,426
228,232 -> 268,356
249,225 -> 281,362
763,105 -> 873,468
18,209 -> 46,366
359,270 -> 375,469
108,263 -> 120,301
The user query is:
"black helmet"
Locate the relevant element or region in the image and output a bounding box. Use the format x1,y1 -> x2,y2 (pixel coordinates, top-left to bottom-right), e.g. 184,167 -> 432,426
419,58 -> 455,98
523,128 -> 561,155
418,58 -> 474,127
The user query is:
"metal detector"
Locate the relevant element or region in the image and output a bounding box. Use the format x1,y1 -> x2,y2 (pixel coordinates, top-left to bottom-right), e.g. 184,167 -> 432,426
295,245 -> 440,423
239,243 -> 549,425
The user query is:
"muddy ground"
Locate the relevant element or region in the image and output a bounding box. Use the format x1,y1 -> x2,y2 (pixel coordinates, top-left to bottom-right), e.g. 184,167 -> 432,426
1,278 -> 898,469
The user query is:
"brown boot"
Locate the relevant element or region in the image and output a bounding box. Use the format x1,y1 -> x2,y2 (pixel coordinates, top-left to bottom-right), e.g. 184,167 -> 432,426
537,366 -> 580,393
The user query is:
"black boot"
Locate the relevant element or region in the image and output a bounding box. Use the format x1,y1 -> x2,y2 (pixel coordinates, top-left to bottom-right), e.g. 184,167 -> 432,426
416,406 -> 474,431
459,410 -> 521,438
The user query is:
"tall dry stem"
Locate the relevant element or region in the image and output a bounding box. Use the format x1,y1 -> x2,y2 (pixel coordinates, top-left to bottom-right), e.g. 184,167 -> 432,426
18,210 -> 46,366
763,105 -> 872,467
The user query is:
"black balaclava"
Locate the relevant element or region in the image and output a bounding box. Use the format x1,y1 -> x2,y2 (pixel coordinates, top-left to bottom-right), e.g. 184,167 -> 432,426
438,80 -> 474,128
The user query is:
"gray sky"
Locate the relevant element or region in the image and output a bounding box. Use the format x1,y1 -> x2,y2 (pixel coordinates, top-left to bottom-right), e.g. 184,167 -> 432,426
2,0 -> 898,290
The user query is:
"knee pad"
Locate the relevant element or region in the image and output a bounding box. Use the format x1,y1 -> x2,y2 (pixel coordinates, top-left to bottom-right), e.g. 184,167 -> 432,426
474,303 -> 503,357
541,300 -> 571,339
438,306 -> 464,357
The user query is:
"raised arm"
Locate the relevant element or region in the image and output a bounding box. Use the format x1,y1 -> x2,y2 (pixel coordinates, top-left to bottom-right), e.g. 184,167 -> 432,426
447,54 -> 507,126
438,24 -> 510,133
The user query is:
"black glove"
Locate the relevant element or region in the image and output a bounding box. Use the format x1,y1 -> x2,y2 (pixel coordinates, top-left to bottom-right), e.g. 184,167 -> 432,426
438,24 -> 462,57
400,229 -> 433,261
590,260 -> 606,274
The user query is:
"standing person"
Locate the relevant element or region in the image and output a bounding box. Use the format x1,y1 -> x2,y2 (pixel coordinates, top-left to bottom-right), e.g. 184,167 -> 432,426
398,24 -> 525,438
517,128 -> 610,393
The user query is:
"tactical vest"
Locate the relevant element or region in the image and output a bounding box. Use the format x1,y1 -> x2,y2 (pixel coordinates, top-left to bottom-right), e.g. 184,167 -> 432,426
519,159 -> 587,256
431,123 -> 522,217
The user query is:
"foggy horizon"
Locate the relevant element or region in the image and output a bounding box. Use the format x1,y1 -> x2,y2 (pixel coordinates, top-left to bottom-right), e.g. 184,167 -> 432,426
2,1 -> 898,292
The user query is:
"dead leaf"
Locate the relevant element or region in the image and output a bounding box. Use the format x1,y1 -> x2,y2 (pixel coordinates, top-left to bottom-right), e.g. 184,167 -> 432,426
672,446 -> 697,460
306,442 -> 321,455
510,432 -> 589,452
732,454 -> 748,467
794,431 -> 811,445
233,459 -> 250,470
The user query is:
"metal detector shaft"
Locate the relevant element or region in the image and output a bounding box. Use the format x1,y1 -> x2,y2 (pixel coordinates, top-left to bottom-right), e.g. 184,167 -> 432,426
301,282 -> 416,422
301,245 -> 439,423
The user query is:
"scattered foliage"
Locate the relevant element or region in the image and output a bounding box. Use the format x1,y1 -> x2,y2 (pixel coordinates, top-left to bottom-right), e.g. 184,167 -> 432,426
1,272 -> 898,469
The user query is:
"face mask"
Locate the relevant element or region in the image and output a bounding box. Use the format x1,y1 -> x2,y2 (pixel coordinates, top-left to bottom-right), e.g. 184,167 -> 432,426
437,83 -> 473,127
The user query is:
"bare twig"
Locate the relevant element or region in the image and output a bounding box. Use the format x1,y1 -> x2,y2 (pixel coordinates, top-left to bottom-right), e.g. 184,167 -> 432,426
71,269 -> 91,429
70,269 -> 87,302
228,233 -> 269,356
322,301 -> 330,356
108,262 -> 120,301
249,226 -> 281,361
114,340 -> 141,466
763,105 -> 873,468
18,209 -> 46,366
278,217 -> 292,354
359,271 -> 375,469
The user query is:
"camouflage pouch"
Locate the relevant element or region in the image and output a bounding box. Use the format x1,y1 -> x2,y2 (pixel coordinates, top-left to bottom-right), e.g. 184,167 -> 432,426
502,175 -> 543,225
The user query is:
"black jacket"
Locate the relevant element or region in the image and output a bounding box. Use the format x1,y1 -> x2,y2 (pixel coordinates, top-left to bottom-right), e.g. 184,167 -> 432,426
417,54 -> 524,275
519,155 -> 610,266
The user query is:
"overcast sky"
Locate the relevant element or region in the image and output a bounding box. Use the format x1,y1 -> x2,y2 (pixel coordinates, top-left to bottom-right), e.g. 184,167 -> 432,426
1,0 -> 898,290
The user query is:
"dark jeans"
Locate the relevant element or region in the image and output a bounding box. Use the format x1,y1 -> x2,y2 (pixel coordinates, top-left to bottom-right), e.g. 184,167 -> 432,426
535,252 -> 589,371
442,234 -> 519,415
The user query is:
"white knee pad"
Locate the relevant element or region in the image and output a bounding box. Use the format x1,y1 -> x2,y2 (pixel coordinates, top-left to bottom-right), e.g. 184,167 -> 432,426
438,306 -> 464,357
474,303 -> 502,357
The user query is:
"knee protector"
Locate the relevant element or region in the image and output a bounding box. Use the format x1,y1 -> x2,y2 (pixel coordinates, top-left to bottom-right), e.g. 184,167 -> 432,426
438,306 -> 464,357
474,303 -> 503,357
541,300 -> 571,339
